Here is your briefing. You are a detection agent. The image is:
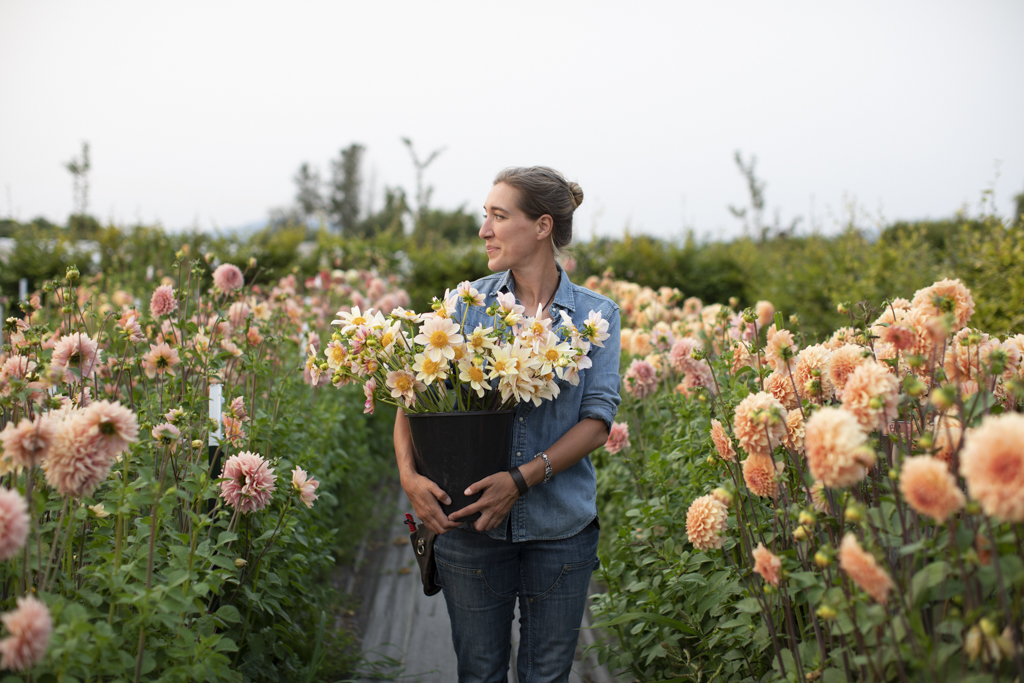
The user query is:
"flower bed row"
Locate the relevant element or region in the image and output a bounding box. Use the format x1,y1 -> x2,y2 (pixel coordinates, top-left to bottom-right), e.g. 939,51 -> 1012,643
587,272 -> 1024,682
0,258 -> 404,681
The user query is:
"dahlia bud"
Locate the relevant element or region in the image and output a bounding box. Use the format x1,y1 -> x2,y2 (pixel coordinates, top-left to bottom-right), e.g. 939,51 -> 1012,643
918,432 -> 934,449
844,504 -> 862,524
964,625 -> 983,661
711,487 -> 733,507
906,354 -> 925,368
837,302 -> 849,315
66,265 -> 80,281
248,256 -> 257,269
931,385 -> 957,411
205,252 -> 214,264
966,333 -> 983,347
798,511 -> 816,527
816,605 -> 837,621
690,347 -> 707,361
986,348 -> 1007,376
904,375 -> 927,397
888,468 -> 899,481
793,525 -> 809,542
979,618 -> 998,639
191,440 -> 203,449
814,550 -> 831,568
42,280 -> 55,293
235,558 -> 248,568
789,314 -> 799,325
729,297 -> 739,308
966,501 -> 981,515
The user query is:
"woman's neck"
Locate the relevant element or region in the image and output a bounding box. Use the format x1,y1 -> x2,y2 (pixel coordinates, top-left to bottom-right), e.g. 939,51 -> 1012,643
510,259 -> 561,318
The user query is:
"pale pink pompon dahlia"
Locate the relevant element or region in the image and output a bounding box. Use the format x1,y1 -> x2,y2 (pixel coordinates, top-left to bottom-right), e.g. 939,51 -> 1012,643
838,532 -> 894,605
149,284 -> 178,318
804,407 -> 875,489
80,400 -> 139,461
685,494 -> 729,550
50,332 -> 102,383
44,407 -> 131,498
959,413 -> 1024,523
0,595 -> 52,672
898,455 -> 965,524
291,467 -> 320,509
0,488 -> 30,561
213,263 -> 245,294
220,451 -> 277,514
605,422 -> 630,455
752,543 -> 782,587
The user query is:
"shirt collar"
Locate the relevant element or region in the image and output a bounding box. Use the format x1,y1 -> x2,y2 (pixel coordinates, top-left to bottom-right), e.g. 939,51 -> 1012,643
496,263 -> 576,313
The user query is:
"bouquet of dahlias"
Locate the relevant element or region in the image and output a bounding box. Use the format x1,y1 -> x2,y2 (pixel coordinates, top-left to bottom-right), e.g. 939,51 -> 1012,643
308,281 -> 610,413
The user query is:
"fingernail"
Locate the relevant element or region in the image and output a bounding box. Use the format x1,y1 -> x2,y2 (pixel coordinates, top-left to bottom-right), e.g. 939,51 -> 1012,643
444,497 -> 452,505
464,488 -> 472,496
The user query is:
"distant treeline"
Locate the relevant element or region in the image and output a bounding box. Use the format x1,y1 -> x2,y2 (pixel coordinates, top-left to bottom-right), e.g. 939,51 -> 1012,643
2,206 -> 1022,341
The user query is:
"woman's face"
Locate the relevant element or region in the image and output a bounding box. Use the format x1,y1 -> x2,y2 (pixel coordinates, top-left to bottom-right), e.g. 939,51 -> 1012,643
480,182 -> 548,272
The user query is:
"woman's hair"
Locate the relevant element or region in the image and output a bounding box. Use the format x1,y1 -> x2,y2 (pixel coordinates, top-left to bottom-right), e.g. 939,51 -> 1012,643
493,166 -> 583,257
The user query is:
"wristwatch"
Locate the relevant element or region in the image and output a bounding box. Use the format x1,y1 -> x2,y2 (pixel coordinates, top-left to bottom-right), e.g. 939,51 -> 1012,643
535,452 -> 553,483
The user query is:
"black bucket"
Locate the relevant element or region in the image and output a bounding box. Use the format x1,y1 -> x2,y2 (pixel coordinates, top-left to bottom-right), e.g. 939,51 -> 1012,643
406,409 -> 516,523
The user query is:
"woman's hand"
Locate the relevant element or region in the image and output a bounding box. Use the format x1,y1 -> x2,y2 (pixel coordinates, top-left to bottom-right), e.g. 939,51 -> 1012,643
401,471 -> 462,536
449,472 -> 520,532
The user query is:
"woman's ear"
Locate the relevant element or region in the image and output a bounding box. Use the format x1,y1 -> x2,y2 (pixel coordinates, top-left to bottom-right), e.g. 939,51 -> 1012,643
535,214 -> 554,241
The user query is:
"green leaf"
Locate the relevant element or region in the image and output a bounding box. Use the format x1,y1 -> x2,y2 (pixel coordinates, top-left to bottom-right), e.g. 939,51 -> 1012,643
592,611 -> 698,637
911,561 -> 949,606
215,605 -> 242,624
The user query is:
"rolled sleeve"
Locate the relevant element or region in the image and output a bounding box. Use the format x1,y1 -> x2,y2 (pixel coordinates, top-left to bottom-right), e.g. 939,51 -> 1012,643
578,305 -> 622,431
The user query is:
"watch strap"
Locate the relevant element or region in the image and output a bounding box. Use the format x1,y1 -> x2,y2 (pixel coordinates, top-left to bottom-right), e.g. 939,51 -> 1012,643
508,466 -> 529,496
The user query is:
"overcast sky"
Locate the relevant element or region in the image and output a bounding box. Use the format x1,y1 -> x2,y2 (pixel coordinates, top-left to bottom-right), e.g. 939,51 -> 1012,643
1,2 -> 1022,241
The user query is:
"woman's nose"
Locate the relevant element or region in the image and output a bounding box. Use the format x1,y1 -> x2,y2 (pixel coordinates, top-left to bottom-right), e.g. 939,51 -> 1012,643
479,219 -> 492,238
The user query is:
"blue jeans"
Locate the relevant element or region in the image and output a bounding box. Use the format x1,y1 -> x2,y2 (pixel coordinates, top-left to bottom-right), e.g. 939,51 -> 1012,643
434,520 -> 599,683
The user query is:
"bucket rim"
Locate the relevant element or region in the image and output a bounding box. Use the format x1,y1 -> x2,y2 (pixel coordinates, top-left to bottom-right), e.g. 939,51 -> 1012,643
405,409 -> 515,419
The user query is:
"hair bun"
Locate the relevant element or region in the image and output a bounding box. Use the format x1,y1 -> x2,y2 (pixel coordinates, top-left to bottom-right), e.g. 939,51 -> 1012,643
567,182 -> 584,210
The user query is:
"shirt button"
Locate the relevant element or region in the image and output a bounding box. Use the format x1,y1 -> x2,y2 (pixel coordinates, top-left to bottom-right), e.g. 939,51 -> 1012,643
518,417 -> 524,422
516,452 -> 521,457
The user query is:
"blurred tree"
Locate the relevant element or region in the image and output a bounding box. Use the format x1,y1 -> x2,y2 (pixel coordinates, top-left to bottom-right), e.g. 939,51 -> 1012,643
329,143 -> 365,235
415,205 -> 480,245
1013,184 -> 1024,226
401,137 -> 446,239
353,186 -> 409,239
65,141 -> 97,236
293,162 -> 324,220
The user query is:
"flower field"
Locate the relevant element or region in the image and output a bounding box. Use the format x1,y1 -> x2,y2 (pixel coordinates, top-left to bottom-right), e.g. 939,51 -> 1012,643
1,233 -> 1023,682
0,256 -> 402,681
587,274 -> 1024,682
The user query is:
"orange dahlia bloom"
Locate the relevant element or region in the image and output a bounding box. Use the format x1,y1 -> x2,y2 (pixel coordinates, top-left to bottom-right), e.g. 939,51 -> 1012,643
827,344 -> 867,398
838,533 -> 894,604
809,480 -> 830,514
710,419 -> 736,462
960,413 -> 1024,522
804,407 -> 874,488
742,454 -> 779,499
910,278 -> 975,331
898,456 -> 965,523
841,361 -> 900,432
931,414 -> 965,471
685,494 -> 729,550
733,391 -> 788,458
792,344 -> 834,404
752,542 -> 782,587
764,371 -> 800,410
764,327 -> 798,372
782,409 -> 806,453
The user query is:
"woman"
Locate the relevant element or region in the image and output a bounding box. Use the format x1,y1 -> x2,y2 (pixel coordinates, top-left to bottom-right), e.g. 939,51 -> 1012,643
393,166 -> 621,683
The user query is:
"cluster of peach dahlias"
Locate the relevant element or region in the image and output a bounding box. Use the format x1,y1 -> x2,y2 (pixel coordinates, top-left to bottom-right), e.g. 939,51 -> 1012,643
792,344 -> 834,403
710,419 -> 736,461
50,332 -> 102,383
213,263 -> 245,294
960,413 -> 1024,522
898,455 -> 965,523
605,422 -> 631,455
841,361 -> 900,432
827,344 -> 867,398
0,488 -> 30,561
668,338 -> 712,388
731,341 -> 754,374
838,533 -> 894,604
752,543 -> 782,587
219,451 -> 277,514
743,455 -> 780,499
623,359 -> 658,399
291,467 -> 320,508
0,415 -> 58,471
804,407 -> 874,488
0,596 -> 52,671
733,391 -> 788,457
685,494 -> 729,550
910,277 -> 974,331
782,409 -> 806,453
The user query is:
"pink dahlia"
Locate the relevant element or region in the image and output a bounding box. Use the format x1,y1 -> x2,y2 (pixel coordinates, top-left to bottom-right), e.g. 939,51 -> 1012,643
752,542 -> 782,587
44,412 -> 111,497
228,301 -> 251,328
668,338 -> 712,388
50,333 -> 102,383
151,422 -> 181,447
291,467 -> 320,508
149,284 -> 178,318
80,400 -> 139,461
623,359 -> 658,399
838,533 -> 894,604
362,378 -> 376,414
219,451 -> 277,514
605,422 -> 630,454
1,415 -> 58,470
0,488 -> 30,561
222,415 -> 244,446
117,310 -> 146,343
141,342 -> 181,379
213,263 -> 245,294
229,396 -> 248,422
0,596 -> 52,671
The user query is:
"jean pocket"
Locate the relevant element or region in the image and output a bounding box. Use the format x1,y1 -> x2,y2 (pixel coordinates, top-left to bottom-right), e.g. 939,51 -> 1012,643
436,559 -> 516,612
531,556 -> 597,604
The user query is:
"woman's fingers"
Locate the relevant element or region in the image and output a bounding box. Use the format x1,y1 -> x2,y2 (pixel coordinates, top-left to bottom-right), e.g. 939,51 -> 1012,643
403,473 -> 458,535
449,472 -> 519,531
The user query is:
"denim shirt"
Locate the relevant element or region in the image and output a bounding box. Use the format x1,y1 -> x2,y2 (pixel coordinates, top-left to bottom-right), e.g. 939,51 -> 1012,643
454,266 -> 621,542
